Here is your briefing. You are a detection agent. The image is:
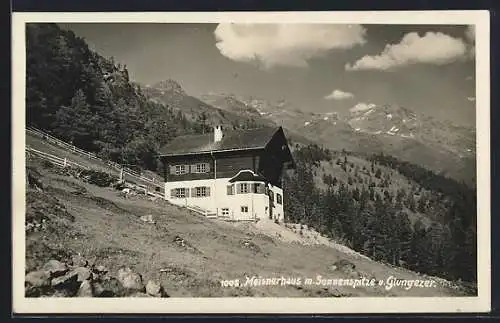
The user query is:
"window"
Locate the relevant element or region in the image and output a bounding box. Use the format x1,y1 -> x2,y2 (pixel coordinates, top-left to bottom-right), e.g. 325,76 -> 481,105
241,206 -> 248,213
196,163 -> 207,173
227,184 -> 235,195
253,183 -> 261,193
194,186 -> 210,197
222,208 -> 230,216
172,188 -> 187,198
175,165 -> 187,175
238,183 -> 249,194
277,193 -> 283,205
192,163 -> 210,174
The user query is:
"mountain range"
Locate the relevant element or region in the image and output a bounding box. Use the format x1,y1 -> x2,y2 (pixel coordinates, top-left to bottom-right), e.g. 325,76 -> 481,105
142,81 -> 476,187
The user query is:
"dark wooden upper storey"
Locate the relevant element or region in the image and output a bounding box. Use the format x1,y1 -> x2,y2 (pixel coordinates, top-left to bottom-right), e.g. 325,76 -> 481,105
158,126 -> 295,187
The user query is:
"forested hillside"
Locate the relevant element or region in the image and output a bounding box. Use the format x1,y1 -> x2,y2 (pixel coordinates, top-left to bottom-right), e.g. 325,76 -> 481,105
283,144 -> 477,283
26,23 -> 255,172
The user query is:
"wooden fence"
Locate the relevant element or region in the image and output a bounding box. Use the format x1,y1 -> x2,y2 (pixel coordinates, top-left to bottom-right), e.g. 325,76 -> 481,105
25,127 -> 165,199
26,127 -> 159,181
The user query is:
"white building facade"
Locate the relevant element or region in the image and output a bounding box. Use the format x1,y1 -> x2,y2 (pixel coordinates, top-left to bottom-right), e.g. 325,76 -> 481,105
164,171 -> 284,221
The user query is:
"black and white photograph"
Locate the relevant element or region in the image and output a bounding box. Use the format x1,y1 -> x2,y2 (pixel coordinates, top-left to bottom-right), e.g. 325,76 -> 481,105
12,11 -> 490,314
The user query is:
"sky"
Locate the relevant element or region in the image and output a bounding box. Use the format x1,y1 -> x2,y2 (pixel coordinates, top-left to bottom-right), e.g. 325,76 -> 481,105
58,23 -> 476,127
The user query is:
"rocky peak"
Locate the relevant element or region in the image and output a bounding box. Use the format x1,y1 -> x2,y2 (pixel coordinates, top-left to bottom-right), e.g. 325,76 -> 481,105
153,79 -> 186,96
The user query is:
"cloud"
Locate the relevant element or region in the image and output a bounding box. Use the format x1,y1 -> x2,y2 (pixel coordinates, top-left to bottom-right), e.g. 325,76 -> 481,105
345,31 -> 468,71
465,25 -> 475,43
214,24 -> 366,68
465,25 -> 475,58
349,102 -> 376,113
467,96 -> 475,102
324,89 -> 354,100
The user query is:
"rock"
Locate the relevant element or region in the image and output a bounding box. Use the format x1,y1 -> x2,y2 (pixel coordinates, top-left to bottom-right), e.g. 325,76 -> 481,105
129,292 -> 151,297
93,277 -> 127,297
71,267 -> 91,282
94,265 -> 108,275
51,272 -> 80,297
25,270 -> 51,288
77,280 -> 94,297
117,267 -> 145,292
140,214 -> 155,224
145,280 -> 163,297
25,270 -> 53,297
331,259 -> 358,277
51,271 -> 78,289
333,259 -> 356,270
51,290 -> 73,297
43,260 -> 68,277
71,255 -> 88,267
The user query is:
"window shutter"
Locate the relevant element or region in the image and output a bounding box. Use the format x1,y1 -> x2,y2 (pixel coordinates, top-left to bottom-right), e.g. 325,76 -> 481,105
189,188 -> 194,197
237,183 -> 242,194
170,189 -> 176,198
206,187 -> 211,196
259,184 -> 265,194
169,165 -> 176,175
185,164 -> 191,173
227,185 -> 233,195
205,163 -> 211,172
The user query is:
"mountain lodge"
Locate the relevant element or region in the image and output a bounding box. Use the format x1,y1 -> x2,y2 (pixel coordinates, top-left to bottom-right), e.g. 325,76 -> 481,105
158,126 -> 295,221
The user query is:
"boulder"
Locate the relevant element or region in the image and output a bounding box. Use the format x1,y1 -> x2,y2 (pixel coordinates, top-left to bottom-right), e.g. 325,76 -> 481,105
333,259 -> 356,271
51,271 -> 79,288
77,280 -> 94,297
331,259 -> 358,277
140,214 -> 155,224
129,292 -> 151,297
145,280 -> 163,297
94,265 -> 108,275
93,277 -> 127,297
51,271 -> 80,296
43,260 -> 68,277
117,267 -> 145,292
70,255 -> 88,267
51,290 -> 74,297
25,270 -> 51,288
71,267 -> 91,282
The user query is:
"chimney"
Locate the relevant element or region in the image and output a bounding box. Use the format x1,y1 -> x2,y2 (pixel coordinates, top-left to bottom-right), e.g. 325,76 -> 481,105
214,125 -> 223,143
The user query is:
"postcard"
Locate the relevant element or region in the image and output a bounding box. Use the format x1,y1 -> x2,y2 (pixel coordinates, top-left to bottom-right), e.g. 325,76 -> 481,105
12,10 -> 490,314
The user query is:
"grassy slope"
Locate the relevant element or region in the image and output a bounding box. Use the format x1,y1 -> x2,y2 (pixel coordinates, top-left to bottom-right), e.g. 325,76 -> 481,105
25,156 -> 470,297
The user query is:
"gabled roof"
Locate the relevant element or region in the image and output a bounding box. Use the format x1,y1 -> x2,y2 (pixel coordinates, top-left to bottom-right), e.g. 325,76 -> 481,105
158,126 -> 281,157
228,170 -> 267,183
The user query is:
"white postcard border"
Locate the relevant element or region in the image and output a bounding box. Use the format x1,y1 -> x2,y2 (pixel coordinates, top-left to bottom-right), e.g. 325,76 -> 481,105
12,10 -> 491,314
